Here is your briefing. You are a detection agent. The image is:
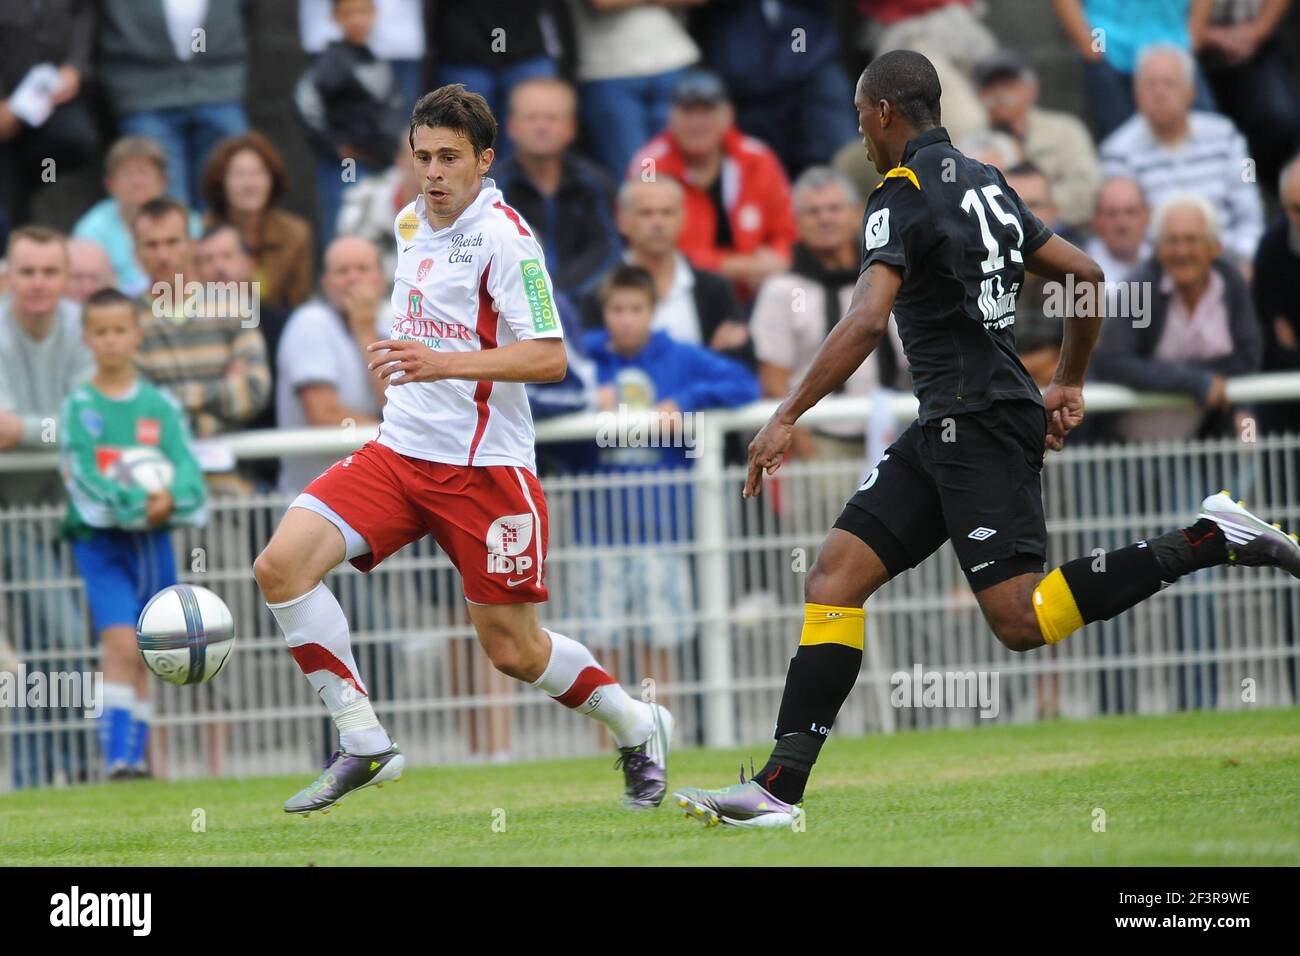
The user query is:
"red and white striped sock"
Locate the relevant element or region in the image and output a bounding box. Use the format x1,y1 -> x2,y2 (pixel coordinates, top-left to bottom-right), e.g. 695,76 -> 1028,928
268,582 -> 391,755
532,629 -> 654,748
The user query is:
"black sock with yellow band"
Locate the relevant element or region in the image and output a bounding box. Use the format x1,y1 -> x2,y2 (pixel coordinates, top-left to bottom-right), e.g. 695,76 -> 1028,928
1033,542 -> 1166,644
752,603 -> 864,804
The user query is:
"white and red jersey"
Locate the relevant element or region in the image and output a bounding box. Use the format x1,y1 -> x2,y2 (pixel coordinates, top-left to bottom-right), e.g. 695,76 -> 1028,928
376,179 -> 564,471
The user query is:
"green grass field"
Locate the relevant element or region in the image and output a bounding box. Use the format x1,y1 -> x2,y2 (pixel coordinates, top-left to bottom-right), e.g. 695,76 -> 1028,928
2,709 -> 1297,866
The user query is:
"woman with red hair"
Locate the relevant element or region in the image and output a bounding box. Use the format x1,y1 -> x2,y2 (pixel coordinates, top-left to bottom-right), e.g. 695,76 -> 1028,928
201,132 -> 315,309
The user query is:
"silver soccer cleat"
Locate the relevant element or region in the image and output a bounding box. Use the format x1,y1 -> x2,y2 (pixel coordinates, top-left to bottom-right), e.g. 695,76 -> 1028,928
674,768 -> 802,829
284,741 -> 405,816
1199,491 -> 1300,578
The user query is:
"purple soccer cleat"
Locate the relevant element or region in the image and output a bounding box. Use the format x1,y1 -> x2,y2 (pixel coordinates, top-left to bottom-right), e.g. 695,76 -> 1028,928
614,703 -> 673,809
283,740 -> 405,816
674,766 -> 801,829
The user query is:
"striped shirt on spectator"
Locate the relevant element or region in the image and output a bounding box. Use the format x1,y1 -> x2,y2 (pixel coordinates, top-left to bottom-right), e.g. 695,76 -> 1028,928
1099,110 -> 1265,262
134,296 -> 271,439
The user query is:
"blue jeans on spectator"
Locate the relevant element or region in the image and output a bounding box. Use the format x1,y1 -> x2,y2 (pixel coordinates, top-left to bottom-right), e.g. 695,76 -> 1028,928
315,152 -> 383,253
1084,57 -> 1217,143
391,58 -> 425,116
434,57 -> 558,162
1202,42 -> 1300,197
580,68 -> 689,179
733,60 -> 861,178
119,102 -> 249,210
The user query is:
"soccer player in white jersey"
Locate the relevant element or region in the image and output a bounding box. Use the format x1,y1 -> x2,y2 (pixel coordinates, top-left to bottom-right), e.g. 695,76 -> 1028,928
254,85 -> 671,815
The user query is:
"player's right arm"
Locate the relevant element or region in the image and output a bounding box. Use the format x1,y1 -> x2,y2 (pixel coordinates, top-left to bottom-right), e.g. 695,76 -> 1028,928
743,262 -> 902,498
1025,233 -> 1106,450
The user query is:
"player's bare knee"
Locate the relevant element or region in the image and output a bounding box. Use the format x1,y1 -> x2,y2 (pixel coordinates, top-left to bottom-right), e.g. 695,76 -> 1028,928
804,565 -> 829,604
483,635 -> 530,680
805,563 -> 866,608
252,548 -> 283,598
486,646 -> 522,678
253,546 -> 312,604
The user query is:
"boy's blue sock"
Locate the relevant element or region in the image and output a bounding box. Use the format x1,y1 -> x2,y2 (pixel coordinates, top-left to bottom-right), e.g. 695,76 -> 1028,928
100,682 -> 135,771
129,698 -> 153,769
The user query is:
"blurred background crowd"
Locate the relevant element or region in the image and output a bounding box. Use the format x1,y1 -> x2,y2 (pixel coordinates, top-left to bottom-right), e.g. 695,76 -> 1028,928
2,0 -> 1299,782
3,0 -> 1300,508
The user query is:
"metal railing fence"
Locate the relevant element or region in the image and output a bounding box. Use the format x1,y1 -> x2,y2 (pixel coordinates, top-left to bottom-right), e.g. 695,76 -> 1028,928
1,376 -> 1298,788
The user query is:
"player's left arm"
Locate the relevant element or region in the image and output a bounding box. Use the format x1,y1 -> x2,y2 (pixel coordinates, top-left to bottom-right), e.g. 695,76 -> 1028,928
1024,233 -> 1106,450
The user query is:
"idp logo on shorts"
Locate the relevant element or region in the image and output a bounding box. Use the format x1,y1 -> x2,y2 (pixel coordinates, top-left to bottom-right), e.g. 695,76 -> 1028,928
486,513 -> 534,575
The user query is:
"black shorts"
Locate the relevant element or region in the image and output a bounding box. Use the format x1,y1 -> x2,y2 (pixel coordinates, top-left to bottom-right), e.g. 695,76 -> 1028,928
833,399 -> 1048,591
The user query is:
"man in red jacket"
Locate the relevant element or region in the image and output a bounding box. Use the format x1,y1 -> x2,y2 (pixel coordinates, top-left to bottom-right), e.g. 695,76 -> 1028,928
627,70 -> 796,299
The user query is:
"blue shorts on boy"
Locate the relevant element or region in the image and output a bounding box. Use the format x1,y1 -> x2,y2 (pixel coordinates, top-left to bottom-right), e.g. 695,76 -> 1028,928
71,528 -> 177,633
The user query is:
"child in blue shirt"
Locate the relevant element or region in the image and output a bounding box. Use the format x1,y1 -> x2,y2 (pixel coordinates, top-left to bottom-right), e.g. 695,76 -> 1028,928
570,264 -> 757,690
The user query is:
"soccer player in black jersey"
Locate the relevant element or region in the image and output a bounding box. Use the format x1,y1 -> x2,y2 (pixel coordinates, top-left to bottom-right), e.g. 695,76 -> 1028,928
673,50 -> 1300,828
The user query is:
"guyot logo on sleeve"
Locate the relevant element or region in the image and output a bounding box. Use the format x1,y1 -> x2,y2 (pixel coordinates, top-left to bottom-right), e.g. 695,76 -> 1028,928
485,513 -> 535,574
519,259 -> 557,333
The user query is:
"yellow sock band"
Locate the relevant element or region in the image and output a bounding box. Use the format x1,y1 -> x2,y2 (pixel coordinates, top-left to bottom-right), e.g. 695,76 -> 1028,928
1032,569 -> 1084,645
799,603 -> 865,650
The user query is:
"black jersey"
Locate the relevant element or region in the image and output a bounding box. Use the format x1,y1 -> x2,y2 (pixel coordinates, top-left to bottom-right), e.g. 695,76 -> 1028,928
860,127 -> 1052,423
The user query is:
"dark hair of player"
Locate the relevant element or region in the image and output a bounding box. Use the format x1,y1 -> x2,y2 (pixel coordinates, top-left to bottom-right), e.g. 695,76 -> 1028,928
409,84 -> 497,156
132,196 -> 191,233
858,50 -> 942,129
83,288 -> 137,323
600,263 -> 658,308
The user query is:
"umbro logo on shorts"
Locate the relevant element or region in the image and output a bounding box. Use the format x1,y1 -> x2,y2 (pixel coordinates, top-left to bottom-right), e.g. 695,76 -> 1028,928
967,527 -> 998,540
